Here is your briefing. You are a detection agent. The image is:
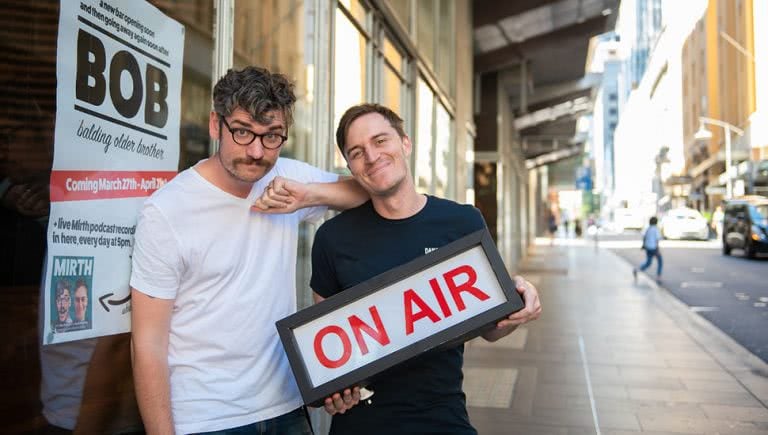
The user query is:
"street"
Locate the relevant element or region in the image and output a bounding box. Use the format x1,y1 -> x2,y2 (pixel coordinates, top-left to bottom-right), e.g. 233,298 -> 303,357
603,232 -> 768,364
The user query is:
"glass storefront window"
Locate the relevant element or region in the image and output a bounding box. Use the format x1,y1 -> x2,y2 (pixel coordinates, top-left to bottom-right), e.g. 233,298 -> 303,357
232,1 -> 319,308
333,7 -> 368,169
416,79 -> 434,193
0,1 -> 213,431
153,1 -> 213,170
383,66 -> 403,115
233,1 -> 313,162
339,0 -> 369,31
387,0 -> 411,32
382,36 -> 406,116
434,102 -> 452,197
437,0 -> 454,96
383,37 -> 404,74
416,0 -> 436,68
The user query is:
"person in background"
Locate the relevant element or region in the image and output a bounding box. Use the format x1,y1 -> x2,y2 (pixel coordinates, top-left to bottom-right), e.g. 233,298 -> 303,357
547,208 -> 558,245
633,216 -> 663,282
712,205 -> 724,241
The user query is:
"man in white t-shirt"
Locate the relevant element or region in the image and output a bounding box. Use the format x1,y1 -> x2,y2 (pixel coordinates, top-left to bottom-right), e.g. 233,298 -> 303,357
130,66 -> 367,434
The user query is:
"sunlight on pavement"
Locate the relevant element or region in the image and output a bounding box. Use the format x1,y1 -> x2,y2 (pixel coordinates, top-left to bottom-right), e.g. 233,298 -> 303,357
533,237 -> 721,249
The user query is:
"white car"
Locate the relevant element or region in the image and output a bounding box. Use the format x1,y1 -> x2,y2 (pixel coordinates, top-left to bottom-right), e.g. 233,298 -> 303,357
613,208 -> 646,232
660,208 -> 710,240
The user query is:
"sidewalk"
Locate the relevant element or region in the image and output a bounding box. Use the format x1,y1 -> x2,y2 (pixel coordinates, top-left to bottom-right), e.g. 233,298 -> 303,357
463,240 -> 768,434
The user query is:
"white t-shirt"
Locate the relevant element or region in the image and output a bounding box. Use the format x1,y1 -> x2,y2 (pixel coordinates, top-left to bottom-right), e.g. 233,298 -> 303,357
130,158 -> 337,434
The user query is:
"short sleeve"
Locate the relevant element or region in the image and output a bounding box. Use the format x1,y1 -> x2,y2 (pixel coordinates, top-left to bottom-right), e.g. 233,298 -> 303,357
310,226 -> 339,298
129,202 -> 183,300
468,206 -> 488,232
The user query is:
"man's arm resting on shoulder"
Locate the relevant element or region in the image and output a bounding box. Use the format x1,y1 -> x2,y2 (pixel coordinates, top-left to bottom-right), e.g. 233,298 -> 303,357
131,288 -> 175,434
482,276 -> 542,342
252,176 -> 368,213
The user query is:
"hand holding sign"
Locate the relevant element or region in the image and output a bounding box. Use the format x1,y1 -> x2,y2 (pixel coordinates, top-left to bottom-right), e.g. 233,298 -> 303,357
482,275 -> 541,342
322,386 -> 361,416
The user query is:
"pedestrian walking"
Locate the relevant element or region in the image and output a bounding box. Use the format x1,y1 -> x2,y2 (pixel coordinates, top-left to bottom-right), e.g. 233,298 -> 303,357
633,216 -> 663,282
712,205 -> 724,240
547,209 -> 558,245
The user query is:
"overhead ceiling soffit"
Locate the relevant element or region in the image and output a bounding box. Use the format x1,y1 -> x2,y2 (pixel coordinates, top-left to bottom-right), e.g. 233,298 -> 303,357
474,0 -> 612,51
525,144 -> 583,169
514,96 -> 592,130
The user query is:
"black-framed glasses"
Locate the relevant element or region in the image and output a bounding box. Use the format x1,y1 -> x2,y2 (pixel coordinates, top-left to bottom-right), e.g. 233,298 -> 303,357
220,117 -> 288,149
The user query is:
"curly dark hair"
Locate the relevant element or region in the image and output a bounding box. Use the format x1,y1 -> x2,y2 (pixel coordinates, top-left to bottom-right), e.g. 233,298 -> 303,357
212,66 -> 297,127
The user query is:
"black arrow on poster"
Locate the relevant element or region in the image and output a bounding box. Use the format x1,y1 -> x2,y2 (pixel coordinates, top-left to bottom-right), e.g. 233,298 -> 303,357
99,292 -> 131,312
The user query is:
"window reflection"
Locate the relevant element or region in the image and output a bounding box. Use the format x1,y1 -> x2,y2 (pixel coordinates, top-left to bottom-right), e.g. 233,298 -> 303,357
437,0 -> 454,96
434,102 -> 451,197
339,0 -> 369,30
417,0 -> 436,68
416,79 -> 434,193
233,0 -> 313,162
382,36 -> 405,115
333,7 -> 368,169
387,0 -> 411,31
383,66 -> 403,115
0,0 -> 212,431
232,1 -> 318,308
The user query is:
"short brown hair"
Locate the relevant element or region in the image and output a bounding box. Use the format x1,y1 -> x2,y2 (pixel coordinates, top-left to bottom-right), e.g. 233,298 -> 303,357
335,104 -> 406,157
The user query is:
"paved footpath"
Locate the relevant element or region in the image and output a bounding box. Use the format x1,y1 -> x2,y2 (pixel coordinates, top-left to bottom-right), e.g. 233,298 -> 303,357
463,241 -> 768,435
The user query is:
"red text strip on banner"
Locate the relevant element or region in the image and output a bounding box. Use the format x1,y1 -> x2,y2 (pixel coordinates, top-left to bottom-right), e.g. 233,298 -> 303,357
50,170 -> 177,202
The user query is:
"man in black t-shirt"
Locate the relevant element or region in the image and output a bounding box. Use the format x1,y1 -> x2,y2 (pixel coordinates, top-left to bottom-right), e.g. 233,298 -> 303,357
308,104 -> 542,434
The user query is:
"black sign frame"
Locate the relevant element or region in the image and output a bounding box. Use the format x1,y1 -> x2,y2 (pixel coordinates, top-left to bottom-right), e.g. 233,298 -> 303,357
276,228 -> 524,406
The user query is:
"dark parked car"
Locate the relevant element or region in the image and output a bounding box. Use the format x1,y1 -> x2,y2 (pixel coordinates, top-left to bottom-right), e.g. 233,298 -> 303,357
722,196 -> 768,258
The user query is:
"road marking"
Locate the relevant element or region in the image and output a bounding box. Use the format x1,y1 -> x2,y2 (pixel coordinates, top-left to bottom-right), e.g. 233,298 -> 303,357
735,292 -> 751,301
690,306 -> 720,312
680,281 -> 723,288
691,267 -> 705,273
755,302 -> 767,308
578,336 -> 601,435
759,297 -> 768,303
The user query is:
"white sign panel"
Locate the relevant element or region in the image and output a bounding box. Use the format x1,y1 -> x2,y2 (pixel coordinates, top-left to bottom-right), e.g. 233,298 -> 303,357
43,0 -> 184,344
294,246 -> 506,386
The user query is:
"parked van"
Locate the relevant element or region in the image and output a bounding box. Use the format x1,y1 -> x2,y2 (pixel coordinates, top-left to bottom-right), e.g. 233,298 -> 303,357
722,196 -> 768,258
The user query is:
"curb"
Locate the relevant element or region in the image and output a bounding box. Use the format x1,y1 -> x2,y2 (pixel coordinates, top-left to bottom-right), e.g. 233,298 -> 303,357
606,248 -> 768,408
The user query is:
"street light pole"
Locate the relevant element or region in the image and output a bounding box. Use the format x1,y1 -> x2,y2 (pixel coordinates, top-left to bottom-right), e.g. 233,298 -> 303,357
694,116 -> 745,200
724,124 -> 732,199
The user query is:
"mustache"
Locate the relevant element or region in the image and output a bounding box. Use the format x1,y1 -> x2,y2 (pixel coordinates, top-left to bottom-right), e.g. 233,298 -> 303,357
233,158 -> 270,167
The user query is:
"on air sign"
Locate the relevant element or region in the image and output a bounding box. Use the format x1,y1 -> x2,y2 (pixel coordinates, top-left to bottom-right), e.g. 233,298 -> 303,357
277,229 -> 524,405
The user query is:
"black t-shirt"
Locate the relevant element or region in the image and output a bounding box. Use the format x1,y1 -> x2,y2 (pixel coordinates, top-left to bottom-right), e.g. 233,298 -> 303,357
311,196 -> 486,435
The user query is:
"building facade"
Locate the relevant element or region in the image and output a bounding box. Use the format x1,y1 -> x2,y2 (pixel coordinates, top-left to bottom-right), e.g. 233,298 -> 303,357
0,0 -> 479,432
682,0 -> 760,207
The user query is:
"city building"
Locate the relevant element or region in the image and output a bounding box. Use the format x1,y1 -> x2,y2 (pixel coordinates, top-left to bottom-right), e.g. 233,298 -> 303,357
682,0 -> 761,208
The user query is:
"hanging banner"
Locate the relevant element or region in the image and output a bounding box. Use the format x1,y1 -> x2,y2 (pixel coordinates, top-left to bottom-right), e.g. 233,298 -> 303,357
43,0 -> 184,344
